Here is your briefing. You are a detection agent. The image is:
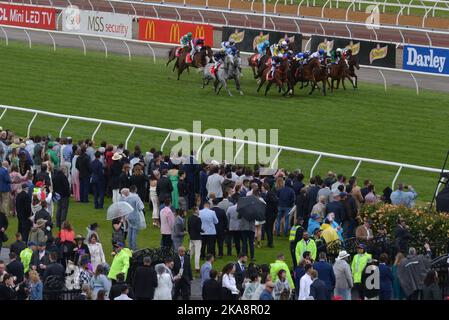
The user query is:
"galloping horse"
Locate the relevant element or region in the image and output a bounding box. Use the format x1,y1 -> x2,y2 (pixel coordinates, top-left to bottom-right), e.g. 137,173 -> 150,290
257,57 -> 289,96
345,54 -> 360,88
174,46 -> 213,80
202,54 -> 243,96
328,59 -> 354,92
248,47 -> 270,79
286,59 -> 309,96
302,58 -> 328,96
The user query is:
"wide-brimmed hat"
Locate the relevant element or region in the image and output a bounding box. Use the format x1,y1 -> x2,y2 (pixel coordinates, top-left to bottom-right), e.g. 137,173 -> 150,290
112,152 -> 123,161
336,250 -> 350,260
75,234 -> 85,241
36,219 -> 47,228
170,157 -> 182,165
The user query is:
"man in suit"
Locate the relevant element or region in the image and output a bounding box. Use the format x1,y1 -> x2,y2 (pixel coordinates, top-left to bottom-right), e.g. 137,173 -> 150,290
309,269 -> 328,300
172,246 -> 193,300
234,253 -> 247,293
42,251 -> 65,284
199,202 -> 218,259
6,252 -> 24,284
200,254 -> 214,288
52,168 -> 71,228
211,198 -> 227,258
90,151 -> 105,209
355,217 -> 374,243
202,269 -> 222,300
156,169 -> 173,204
16,184 -> 32,243
132,256 -> 158,300
30,242 -> 50,277
312,252 -> 335,300
76,146 -> 92,203
9,233 -> 26,260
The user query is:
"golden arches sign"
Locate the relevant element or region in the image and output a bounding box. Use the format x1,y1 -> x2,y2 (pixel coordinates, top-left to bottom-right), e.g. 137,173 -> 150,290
195,25 -> 205,39
169,23 -> 180,42
144,20 -> 155,40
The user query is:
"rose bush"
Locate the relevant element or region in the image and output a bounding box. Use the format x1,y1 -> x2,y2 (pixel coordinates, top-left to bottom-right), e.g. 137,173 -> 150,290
360,203 -> 449,256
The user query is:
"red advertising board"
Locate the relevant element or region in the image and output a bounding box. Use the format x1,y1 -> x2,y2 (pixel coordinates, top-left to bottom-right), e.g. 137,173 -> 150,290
0,4 -> 56,30
138,18 -> 213,46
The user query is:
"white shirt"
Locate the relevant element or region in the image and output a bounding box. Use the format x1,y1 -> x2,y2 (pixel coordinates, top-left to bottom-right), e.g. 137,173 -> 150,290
114,294 -> 133,300
222,273 -> 239,295
298,273 -> 313,300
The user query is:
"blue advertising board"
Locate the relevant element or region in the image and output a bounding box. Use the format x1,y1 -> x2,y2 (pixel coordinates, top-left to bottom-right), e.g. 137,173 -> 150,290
403,45 -> 449,75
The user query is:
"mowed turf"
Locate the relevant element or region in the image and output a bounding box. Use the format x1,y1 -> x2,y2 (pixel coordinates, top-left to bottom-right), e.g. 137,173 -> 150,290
0,40 -> 448,267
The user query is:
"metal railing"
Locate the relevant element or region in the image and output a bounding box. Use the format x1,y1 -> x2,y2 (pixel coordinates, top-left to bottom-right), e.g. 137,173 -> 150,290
3,0 -> 449,46
0,104 -> 447,189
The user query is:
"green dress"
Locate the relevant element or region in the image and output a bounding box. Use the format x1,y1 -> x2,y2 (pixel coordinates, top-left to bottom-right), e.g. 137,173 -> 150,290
169,170 -> 179,210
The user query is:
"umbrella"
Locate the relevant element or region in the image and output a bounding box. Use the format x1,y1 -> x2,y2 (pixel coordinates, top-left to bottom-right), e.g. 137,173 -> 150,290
237,195 -> 266,222
106,201 -> 133,220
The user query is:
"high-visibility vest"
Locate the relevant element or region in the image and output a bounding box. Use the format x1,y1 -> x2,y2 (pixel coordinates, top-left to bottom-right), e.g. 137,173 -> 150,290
289,226 -> 299,242
351,253 -> 372,283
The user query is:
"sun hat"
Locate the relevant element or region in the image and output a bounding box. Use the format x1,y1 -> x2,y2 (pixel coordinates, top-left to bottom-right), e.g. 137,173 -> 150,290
336,250 -> 350,260
112,152 -> 123,161
36,219 -> 47,228
75,234 -> 86,241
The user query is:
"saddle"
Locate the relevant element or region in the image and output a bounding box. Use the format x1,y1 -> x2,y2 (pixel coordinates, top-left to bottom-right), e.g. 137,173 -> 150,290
185,53 -> 193,64
211,63 -> 220,75
251,54 -> 260,64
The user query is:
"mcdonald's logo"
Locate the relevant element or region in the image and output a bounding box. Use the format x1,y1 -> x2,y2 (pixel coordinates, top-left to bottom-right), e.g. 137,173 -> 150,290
144,20 -> 155,40
169,23 -> 180,42
195,25 -> 205,39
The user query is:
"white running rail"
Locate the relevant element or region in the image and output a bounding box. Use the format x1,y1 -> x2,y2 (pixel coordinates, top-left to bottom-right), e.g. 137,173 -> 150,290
0,104 -> 446,188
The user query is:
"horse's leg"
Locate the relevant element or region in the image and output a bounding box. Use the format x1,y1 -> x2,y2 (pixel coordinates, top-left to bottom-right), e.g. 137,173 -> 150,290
235,78 -> 243,95
322,80 -> 327,96
223,80 -> 232,97
257,77 -> 266,93
355,75 -> 358,88
309,81 -> 316,95
331,78 -> 334,93
265,82 -> 273,96
341,77 -> 346,90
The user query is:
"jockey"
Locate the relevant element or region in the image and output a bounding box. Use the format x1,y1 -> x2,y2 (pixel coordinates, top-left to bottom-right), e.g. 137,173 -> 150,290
180,32 -> 193,48
213,49 -> 227,70
333,48 -> 343,64
308,48 -> 326,64
221,39 -> 237,55
295,51 -> 310,65
256,40 -> 270,61
343,48 -> 352,61
190,36 -> 205,59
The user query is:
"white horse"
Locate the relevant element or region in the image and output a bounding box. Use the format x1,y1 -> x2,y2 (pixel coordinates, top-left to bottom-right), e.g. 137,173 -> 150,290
202,54 -> 243,96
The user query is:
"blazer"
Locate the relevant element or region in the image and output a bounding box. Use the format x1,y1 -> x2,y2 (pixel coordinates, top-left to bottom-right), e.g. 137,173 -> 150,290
156,176 -> 173,202
202,279 -> 222,300
173,254 -> 193,283
212,206 -> 228,235
6,260 -> 24,283
30,251 -> 50,276
188,214 -> 203,240
16,191 -> 32,226
52,170 -> 71,197
313,260 -> 336,291
90,159 -> 105,184
75,153 -> 92,179
310,278 -> 328,300
132,265 -> 158,299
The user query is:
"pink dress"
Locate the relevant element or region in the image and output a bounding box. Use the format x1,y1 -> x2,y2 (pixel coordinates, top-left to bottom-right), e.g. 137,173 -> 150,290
71,155 -> 80,202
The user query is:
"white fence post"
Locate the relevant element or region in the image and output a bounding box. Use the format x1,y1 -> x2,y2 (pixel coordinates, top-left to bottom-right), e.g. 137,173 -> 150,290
59,118 -> 70,137
0,108 -> 7,120
392,166 -> 403,190
409,72 -> 420,95
1,27 -> 8,46
160,131 -> 173,152
92,122 -> 103,141
310,154 -> 322,178
27,113 -> 38,138
99,37 -> 108,58
78,35 -> 86,56
125,126 -> 136,149
270,148 -> 283,169
23,29 -> 32,48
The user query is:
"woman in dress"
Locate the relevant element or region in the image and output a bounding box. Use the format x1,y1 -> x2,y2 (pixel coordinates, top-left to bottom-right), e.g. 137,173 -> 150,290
168,163 -> 180,210
89,264 -> 111,300
87,233 -> 106,271
149,170 -> 160,227
222,263 -> 239,300
392,252 -> 406,300
153,264 -> 173,300
9,165 -> 29,216
130,164 -> 148,207
71,147 -> 80,202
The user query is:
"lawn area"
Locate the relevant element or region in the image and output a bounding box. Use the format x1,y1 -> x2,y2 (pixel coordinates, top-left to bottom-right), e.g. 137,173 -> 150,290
0,40 -> 448,268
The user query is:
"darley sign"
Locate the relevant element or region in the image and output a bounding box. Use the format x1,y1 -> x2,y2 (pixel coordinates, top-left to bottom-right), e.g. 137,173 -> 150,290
403,45 -> 449,75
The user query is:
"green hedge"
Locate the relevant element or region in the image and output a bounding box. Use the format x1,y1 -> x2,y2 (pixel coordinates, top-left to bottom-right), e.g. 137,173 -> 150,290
359,203 -> 449,257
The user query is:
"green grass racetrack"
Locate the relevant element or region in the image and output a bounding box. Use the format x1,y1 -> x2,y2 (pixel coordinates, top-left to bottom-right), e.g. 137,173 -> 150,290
0,40 -> 448,267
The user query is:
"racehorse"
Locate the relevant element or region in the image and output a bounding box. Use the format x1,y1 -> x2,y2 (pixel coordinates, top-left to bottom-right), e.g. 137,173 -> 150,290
202,54 -> 243,96
302,58 -> 328,96
256,57 -> 289,96
328,59 -> 354,92
248,47 -> 270,79
286,59 -> 309,96
175,45 -> 213,80
345,54 -> 360,88
167,46 -> 182,70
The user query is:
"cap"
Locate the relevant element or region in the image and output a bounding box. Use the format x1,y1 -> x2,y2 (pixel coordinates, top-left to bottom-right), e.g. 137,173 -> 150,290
339,192 -> 347,198
357,243 -> 366,250
21,183 -> 29,189
28,241 -> 36,247
113,242 -> 125,248
38,241 -> 46,246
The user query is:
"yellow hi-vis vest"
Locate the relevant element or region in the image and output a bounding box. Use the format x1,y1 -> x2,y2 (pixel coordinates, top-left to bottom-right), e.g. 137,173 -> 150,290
289,226 -> 299,242
351,253 -> 372,284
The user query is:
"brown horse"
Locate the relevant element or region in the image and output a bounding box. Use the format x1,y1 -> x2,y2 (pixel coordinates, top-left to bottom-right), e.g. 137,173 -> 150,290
175,46 -> 213,80
286,59 -> 309,96
328,59 -> 354,92
248,47 -> 270,79
256,57 -> 289,96
344,54 -> 360,89
302,58 -> 328,96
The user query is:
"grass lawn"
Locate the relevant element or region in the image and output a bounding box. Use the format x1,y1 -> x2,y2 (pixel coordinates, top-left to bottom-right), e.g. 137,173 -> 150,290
0,40 -> 447,268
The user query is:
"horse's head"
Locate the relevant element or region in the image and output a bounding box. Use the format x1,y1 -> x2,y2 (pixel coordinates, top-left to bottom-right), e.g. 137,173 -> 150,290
349,55 -> 360,70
